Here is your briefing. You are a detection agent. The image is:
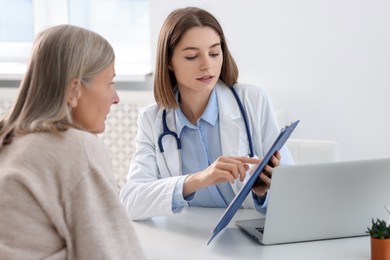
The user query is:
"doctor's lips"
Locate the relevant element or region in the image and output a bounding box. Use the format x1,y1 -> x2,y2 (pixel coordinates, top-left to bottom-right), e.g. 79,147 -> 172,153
196,75 -> 214,82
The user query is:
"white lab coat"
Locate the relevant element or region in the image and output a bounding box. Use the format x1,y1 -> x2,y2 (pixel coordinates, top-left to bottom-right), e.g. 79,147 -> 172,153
119,81 -> 294,220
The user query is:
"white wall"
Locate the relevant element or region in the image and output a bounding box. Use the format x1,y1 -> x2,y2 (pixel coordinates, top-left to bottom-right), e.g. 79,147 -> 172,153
150,0 -> 390,161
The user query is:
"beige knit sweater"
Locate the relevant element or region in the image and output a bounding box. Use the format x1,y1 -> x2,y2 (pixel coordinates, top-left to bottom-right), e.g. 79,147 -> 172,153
0,128 -> 145,259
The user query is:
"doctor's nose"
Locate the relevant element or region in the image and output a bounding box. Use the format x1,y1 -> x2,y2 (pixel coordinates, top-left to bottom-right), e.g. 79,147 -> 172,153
200,57 -> 212,71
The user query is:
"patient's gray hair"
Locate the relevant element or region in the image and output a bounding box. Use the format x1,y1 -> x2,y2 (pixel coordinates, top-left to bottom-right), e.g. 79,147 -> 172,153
0,24 -> 114,147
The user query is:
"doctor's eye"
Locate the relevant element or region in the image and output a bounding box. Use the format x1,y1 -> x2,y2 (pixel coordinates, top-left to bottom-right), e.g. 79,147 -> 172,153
185,56 -> 197,60
210,52 -> 220,58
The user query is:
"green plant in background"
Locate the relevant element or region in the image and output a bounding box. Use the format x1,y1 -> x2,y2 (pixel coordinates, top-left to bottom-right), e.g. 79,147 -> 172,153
367,219 -> 390,239
367,206 -> 390,239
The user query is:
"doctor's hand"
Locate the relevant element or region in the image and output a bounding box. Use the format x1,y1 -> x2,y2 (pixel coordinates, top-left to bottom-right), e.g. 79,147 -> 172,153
252,151 -> 281,198
183,156 -> 261,197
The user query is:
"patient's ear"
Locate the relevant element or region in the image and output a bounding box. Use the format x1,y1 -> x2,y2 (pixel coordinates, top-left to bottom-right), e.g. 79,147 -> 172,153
67,79 -> 81,108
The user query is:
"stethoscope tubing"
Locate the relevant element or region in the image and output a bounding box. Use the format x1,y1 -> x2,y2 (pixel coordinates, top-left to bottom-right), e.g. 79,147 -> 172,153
158,109 -> 182,153
228,87 -> 255,158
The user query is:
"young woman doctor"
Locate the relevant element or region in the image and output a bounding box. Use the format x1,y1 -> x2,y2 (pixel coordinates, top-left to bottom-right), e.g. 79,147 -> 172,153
120,7 -> 294,220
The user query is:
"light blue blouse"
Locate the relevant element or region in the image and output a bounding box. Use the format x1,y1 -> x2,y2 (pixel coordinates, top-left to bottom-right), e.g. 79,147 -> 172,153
171,89 -> 261,211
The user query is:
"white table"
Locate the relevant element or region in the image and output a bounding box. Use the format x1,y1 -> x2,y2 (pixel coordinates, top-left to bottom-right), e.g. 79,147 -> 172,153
132,207 -> 370,260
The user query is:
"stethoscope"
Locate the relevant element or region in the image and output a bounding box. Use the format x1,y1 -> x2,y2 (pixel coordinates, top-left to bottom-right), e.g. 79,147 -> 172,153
157,87 -> 254,177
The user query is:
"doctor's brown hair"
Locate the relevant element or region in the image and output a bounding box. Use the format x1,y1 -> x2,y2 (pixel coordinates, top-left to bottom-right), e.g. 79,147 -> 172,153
154,6 -> 239,109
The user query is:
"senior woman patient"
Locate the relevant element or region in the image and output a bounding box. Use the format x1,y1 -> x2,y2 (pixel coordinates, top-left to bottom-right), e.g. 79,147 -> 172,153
0,25 -> 145,259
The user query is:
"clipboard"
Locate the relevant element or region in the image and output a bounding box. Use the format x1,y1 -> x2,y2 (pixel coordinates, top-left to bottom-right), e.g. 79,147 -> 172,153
207,120 -> 300,245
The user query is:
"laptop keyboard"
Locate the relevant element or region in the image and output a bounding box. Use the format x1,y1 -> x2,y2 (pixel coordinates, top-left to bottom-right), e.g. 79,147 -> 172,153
255,227 -> 264,234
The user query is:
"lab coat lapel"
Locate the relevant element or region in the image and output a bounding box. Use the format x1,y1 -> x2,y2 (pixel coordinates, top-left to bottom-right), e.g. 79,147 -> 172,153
216,83 -> 254,208
216,83 -> 247,156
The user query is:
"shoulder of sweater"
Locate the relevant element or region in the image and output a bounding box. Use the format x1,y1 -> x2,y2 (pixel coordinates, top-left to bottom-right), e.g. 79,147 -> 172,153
64,128 -> 108,159
65,128 -> 101,146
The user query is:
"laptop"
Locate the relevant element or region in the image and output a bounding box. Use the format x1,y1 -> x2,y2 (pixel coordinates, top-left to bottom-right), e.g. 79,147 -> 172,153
235,158 -> 390,245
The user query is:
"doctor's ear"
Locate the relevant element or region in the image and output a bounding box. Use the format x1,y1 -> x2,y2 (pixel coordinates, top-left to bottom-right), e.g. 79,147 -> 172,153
67,79 -> 81,108
167,64 -> 173,71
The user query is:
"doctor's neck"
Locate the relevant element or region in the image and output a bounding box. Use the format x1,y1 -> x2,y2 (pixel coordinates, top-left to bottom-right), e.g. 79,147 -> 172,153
178,91 -> 211,125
